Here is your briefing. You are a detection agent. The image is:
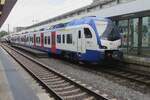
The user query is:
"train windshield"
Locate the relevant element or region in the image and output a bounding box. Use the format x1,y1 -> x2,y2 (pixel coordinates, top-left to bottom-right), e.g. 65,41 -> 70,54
95,20 -> 121,41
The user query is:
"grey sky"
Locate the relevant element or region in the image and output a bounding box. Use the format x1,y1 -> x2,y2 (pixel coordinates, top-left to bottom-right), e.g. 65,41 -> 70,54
1,0 -> 92,31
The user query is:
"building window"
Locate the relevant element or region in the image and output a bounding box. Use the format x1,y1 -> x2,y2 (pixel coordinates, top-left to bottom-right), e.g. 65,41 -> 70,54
48,36 -> 50,45
63,34 -> 65,43
44,36 -> 47,44
142,17 -> 150,47
129,18 -> 138,48
57,35 -> 61,43
67,34 -> 72,44
118,20 -> 128,47
142,17 -> 150,56
84,28 -> 92,38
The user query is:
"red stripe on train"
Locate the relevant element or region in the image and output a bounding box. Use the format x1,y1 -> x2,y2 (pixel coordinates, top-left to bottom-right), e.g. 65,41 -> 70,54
51,32 -> 56,53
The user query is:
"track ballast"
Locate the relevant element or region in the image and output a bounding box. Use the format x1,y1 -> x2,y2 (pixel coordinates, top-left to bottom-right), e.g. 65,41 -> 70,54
1,44 -> 111,100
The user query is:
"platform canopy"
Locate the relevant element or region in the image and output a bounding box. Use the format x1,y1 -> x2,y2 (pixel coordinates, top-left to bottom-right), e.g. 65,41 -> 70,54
0,0 -> 17,27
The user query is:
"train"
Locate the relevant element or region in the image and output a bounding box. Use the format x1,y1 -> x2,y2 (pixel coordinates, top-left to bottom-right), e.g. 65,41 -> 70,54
5,16 -> 123,63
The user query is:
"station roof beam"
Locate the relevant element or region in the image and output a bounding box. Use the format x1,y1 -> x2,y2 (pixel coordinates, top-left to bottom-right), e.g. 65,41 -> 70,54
0,0 -> 17,27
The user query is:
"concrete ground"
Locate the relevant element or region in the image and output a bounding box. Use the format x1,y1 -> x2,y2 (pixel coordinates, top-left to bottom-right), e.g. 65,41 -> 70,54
0,46 -> 53,100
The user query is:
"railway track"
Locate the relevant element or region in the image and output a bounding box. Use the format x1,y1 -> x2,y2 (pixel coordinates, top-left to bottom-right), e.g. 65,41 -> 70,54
1,44 -> 113,100
100,66 -> 150,86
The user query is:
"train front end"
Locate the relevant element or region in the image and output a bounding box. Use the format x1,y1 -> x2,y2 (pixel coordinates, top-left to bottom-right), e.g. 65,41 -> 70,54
95,19 -> 123,60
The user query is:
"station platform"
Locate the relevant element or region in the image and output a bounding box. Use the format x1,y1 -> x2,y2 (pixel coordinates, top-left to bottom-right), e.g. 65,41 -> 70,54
122,55 -> 150,73
123,55 -> 150,67
11,44 -> 48,58
0,46 -> 47,100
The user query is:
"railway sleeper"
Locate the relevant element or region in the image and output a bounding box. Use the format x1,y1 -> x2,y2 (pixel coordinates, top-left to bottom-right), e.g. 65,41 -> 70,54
47,80 -> 66,85
48,82 -> 70,88
83,96 -> 95,100
53,85 -> 75,92
135,77 -> 145,80
42,77 -> 62,82
37,74 -> 56,78
35,72 -> 53,76
39,75 -> 58,80
144,80 -> 150,84
57,88 -> 82,96
63,92 -> 92,100
128,75 -> 140,78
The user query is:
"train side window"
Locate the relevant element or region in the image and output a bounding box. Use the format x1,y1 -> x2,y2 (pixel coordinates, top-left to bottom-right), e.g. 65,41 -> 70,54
36,37 -> 40,44
48,36 -> 50,45
67,34 -> 72,44
30,37 -> 32,42
78,30 -> 81,39
27,37 -> 29,42
36,37 -> 38,43
32,37 -> 34,43
84,28 -> 92,38
37,37 -> 39,43
39,37 -> 40,44
63,34 -> 65,43
44,36 -> 47,44
31,37 -> 33,43
57,35 -> 61,43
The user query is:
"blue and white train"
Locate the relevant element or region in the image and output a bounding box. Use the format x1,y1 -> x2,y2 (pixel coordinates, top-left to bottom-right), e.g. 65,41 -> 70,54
9,16 -> 123,63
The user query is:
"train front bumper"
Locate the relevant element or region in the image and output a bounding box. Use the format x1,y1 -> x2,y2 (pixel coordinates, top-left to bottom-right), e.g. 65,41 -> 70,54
105,50 -> 123,60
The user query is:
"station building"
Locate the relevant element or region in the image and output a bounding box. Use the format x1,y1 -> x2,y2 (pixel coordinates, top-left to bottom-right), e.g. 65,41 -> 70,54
24,0 -> 150,57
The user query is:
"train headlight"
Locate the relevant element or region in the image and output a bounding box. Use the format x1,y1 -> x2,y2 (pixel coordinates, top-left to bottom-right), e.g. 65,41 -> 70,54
101,46 -> 107,49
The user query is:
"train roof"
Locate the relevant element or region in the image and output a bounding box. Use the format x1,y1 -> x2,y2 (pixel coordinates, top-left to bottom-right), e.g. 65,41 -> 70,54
50,16 -> 108,29
66,16 -> 108,26
13,16 -> 109,35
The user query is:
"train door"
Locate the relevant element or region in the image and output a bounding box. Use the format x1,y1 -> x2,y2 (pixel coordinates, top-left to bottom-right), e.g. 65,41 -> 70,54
40,33 -> 44,48
51,32 -> 56,53
34,34 -> 36,47
77,29 -> 86,53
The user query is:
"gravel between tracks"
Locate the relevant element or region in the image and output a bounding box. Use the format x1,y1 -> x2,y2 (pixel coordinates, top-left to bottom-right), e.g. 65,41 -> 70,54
37,58 -> 150,100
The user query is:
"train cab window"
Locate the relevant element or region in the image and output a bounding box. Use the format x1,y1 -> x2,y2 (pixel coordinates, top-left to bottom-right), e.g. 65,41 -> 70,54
63,34 -> 65,43
78,30 -> 81,39
44,36 -> 47,44
84,28 -> 92,38
57,35 -> 61,43
67,34 -> 72,44
48,36 -> 50,45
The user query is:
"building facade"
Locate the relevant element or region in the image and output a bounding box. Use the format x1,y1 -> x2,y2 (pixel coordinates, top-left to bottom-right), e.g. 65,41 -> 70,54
116,14 -> 150,56
13,27 -> 25,33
